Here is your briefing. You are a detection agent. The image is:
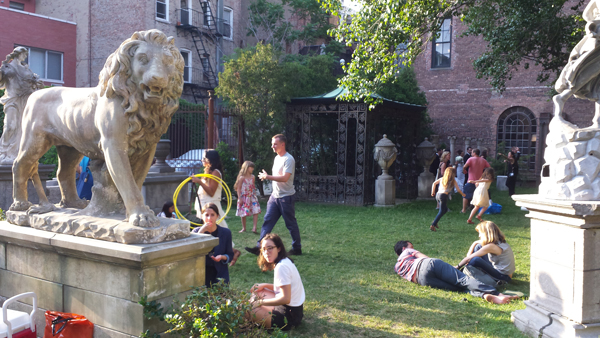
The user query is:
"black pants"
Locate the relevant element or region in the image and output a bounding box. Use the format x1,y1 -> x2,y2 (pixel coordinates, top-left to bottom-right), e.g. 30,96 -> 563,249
506,175 -> 516,196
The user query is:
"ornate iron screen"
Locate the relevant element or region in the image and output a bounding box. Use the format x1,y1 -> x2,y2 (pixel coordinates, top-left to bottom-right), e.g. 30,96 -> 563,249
287,103 -> 368,205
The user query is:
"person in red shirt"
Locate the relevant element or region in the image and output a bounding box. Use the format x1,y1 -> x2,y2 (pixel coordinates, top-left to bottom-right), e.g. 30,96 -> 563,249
461,149 -> 490,213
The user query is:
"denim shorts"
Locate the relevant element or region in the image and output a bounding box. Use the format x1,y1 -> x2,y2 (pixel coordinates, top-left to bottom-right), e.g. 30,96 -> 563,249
463,183 -> 476,200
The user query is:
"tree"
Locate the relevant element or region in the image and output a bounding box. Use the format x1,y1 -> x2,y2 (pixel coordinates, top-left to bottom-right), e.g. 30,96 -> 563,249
216,44 -> 289,195
247,0 -> 334,50
319,0 -> 586,105
216,43 -> 340,195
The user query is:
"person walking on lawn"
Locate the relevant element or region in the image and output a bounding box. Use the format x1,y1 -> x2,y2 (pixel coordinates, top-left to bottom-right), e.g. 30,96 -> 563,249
245,134 -> 302,256
461,148 -> 490,213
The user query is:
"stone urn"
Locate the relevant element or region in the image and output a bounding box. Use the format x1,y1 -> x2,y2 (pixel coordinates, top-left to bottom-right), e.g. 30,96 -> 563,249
149,139 -> 175,173
374,135 -> 398,180
416,138 -> 436,198
374,135 -> 398,206
416,138 -> 436,172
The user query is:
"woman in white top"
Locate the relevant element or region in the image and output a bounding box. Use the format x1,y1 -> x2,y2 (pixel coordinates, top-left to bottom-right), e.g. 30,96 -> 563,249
250,233 -> 305,331
457,221 -> 515,283
430,168 -> 465,232
190,150 -> 227,228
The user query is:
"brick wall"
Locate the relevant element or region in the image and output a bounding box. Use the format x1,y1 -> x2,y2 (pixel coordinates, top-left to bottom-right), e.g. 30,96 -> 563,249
413,16 -> 595,175
0,7 -> 76,87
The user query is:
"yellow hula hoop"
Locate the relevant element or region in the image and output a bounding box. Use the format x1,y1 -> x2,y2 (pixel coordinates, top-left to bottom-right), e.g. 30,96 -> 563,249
173,173 -> 232,228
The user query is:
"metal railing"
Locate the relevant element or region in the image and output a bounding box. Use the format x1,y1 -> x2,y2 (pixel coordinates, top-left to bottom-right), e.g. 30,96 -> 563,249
176,8 -> 225,37
184,66 -> 212,88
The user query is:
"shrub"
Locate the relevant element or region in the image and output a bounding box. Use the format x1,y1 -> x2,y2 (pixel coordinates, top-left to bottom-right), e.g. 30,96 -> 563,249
140,281 -> 288,338
216,141 -> 238,197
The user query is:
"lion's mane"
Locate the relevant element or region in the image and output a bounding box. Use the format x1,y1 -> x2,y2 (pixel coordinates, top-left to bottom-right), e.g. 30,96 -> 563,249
98,30 -> 184,156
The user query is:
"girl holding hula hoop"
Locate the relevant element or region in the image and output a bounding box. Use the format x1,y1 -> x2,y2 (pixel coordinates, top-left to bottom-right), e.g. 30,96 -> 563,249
190,150 -> 228,228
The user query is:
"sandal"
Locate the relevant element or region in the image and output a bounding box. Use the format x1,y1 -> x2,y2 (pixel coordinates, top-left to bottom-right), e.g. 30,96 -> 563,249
467,220 -> 475,224
476,215 -> 483,222
430,225 -> 437,232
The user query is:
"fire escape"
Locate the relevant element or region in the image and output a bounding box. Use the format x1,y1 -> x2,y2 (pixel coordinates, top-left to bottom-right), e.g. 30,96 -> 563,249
176,1 -> 227,104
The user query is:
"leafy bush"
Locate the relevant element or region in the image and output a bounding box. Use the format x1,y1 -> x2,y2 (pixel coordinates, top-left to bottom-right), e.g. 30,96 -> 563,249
216,141 -> 238,197
140,281 -> 288,338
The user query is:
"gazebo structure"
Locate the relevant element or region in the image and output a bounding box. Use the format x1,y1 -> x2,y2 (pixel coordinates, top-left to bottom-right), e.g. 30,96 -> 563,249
286,87 -> 426,206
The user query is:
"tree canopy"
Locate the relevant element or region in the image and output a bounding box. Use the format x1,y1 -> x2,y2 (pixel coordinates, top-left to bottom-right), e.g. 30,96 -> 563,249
215,43 -> 340,193
319,0 -> 586,105
248,0 -> 334,50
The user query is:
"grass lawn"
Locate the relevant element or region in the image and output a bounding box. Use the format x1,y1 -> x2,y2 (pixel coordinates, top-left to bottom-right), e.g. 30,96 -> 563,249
227,185 -> 534,337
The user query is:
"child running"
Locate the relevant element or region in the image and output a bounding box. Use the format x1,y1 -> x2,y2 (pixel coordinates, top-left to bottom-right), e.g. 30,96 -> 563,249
234,161 -> 262,233
467,167 -> 495,224
431,168 -> 465,231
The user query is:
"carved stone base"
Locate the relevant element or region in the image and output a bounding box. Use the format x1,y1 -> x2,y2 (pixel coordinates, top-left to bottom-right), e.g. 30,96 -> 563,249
418,172 -> 435,198
374,178 -> 396,207
6,209 -> 190,244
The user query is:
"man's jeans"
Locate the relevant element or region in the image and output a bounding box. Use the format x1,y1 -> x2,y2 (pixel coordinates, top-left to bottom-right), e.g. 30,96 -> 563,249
467,244 -> 511,282
416,258 -> 498,298
257,194 -> 301,250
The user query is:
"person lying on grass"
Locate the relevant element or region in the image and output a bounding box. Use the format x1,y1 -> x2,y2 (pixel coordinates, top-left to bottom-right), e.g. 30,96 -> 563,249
249,234 -> 305,331
456,221 -> 515,283
394,240 -> 519,304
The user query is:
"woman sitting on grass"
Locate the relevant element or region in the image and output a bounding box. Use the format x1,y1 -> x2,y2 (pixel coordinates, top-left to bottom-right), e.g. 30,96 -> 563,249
394,240 -> 519,304
250,234 -> 305,331
456,221 -> 515,283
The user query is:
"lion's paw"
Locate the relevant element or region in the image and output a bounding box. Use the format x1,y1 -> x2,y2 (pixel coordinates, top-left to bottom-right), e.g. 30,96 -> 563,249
59,198 -> 89,209
9,200 -> 32,211
129,208 -> 160,228
27,203 -> 56,215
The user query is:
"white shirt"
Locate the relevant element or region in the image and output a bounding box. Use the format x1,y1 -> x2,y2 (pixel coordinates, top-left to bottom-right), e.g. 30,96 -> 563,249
271,152 -> 295,198
273,258 -> 305,307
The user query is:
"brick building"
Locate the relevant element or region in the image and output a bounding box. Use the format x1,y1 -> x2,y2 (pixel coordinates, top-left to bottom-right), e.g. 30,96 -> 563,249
0,0 -> 77,87
413,16 -> 595,178
31,0 -> 249,104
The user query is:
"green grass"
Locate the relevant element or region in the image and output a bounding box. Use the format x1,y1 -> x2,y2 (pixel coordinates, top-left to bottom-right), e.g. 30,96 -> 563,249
227,186 -> 534,337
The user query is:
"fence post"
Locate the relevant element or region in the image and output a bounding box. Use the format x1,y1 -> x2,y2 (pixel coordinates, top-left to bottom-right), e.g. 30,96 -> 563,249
207,90 -> 215,149
238,114 -> 244,166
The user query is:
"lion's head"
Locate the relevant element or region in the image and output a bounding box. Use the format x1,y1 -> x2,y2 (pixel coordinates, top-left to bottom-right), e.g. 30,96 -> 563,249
99,29 -> 185,156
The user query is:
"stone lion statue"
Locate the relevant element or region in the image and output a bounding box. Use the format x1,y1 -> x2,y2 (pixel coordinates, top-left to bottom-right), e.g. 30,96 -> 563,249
10,29 -> 184,227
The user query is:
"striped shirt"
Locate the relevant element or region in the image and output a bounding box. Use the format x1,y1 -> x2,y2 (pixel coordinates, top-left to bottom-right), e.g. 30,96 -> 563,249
394,248 -> 426,282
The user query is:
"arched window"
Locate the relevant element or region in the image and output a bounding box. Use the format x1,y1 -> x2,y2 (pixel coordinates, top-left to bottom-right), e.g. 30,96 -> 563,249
497,107 -> 537,173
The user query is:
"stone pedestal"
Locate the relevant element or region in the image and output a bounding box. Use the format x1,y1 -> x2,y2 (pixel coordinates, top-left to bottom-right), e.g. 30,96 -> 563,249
374,178 -> 396,207
142,172 -> 190,213
418,172 -> 435,198
496,175 -> 508,191
0,222 -> 218,338
0,164 -> 55,212
511,194 -> 600,338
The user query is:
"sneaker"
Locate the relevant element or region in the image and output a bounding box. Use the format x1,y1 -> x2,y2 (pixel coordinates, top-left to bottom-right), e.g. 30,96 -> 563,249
245,246 -> 260,256
287,248 -> 302,256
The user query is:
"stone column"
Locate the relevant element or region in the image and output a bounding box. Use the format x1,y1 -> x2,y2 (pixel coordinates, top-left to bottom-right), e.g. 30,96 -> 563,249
464,137 -> 472,153
476,138 -> 483,150
430,134 -> 440,150
511,195 -> 600,338
448,136 -> 456,165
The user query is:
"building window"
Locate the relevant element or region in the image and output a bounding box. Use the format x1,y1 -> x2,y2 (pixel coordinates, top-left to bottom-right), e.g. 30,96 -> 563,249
9,1 -> 25,10
223,7 -> 233,39
202,1 -> 212,27
19,46 -> 63,82
181,50 -> 192,83
431,18 -> 452,68
497,106 -> 537,173
180,0 -> 191,25
156,0 -> 168,21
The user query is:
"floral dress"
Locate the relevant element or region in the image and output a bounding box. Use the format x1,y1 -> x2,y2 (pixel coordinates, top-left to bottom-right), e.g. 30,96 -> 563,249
236,177 -> 261,217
